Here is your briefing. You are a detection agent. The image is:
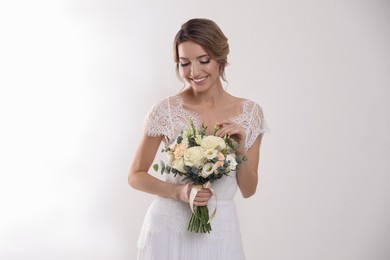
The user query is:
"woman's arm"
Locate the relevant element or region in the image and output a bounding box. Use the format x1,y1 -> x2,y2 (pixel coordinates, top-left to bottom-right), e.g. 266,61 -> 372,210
128,133 -> 212,205
216,121 -> 263,198
235,135 -> 262,198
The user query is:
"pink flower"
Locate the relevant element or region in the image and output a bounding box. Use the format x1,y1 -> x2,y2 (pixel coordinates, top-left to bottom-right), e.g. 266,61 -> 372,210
217,152 -> 225,161
174,143 -> 187,158
214,160 -> 224,174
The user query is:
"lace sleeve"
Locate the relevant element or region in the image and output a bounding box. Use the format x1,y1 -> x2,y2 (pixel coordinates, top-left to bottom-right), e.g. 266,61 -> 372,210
144,98 -> 174,143
242,101 -> 269,150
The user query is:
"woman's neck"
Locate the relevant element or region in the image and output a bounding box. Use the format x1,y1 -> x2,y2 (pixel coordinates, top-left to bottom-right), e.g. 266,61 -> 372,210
184,81 -> 229,108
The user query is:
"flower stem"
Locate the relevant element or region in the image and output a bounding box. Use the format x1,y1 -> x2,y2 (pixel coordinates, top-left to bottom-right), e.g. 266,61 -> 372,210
187,205 -> 212,233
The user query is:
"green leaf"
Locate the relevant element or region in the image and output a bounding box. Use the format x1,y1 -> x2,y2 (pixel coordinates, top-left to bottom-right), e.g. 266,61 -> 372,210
152,164 -> 158,172
160,160 -> 166,168
159,160 -> 166,174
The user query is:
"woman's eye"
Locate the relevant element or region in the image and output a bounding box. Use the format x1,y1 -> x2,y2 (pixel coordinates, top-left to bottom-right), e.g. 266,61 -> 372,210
200,59 -> 211,64
180,62 -> 190,67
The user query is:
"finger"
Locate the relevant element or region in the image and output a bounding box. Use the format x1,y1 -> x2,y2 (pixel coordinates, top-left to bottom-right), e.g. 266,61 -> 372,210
215,121 -> 226,126
193,199 -> 210,206
215,124 -> 232,136
196,191 -> 213,198
196,191 -> 212,197
216,120 -> 233,126
198,188 -> 212,194
193,190 -> 213,205
193,201 -> 208,206
195,194 -> 212,201
194,197 -> 210,203
217,125 -> 239,137
195,189 -> 213,198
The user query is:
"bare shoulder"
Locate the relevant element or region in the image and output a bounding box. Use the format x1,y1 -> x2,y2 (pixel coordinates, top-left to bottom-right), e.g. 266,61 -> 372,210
228,94 -> 264,112
223,93 -> 249,112
225,92 -> 253,104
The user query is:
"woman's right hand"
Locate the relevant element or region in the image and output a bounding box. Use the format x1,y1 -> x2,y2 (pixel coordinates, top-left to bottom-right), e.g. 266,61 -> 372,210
178,183 -> 213,206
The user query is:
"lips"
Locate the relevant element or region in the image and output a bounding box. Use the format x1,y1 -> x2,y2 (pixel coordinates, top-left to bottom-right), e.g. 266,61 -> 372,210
190,76 -> 208,85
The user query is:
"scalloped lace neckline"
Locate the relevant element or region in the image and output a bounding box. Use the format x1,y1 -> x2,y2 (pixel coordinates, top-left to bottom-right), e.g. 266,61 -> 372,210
173,95 -> 250,128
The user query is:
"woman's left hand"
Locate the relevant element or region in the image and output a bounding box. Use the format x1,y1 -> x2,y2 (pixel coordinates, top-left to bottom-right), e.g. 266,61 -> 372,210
215,121 -> 246,155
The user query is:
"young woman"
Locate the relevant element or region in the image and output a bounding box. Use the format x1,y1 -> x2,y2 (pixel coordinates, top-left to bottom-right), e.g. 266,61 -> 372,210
129,18 -> 268,260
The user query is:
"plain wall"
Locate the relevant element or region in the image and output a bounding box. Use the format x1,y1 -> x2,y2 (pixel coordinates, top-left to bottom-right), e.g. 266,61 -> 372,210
1,0 -> 389,259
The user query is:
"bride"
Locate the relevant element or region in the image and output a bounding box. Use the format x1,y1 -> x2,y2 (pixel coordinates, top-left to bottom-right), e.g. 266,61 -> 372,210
128,18 -> 268,260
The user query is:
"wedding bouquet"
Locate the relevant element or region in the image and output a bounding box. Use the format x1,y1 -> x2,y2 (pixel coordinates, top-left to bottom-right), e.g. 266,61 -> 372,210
153,120 -> 245,233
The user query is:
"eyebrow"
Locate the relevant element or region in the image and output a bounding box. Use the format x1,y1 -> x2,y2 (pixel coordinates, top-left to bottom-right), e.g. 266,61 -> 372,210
179,54 -> 210,60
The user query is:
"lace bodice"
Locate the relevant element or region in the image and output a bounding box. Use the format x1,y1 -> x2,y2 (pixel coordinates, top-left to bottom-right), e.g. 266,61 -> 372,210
145,95 -> 268,150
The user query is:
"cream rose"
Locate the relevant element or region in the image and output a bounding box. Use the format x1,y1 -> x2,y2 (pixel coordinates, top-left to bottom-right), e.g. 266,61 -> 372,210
200,136 -> 226,150
172,158 -> 185,173
200,162 -> 216,178
167,152 -> 175,165
184,146 -> 205,168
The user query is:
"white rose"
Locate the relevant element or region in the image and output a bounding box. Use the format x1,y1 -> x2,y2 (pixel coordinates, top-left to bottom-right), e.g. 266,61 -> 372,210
200,162 -> 216,178
184,146 -> 205,168
200,135 -> 226,150
226,154 -> 238,170
172,158 -> 185,173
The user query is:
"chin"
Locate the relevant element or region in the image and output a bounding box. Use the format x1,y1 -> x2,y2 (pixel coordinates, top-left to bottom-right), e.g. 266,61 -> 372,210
190,85 -> 210,92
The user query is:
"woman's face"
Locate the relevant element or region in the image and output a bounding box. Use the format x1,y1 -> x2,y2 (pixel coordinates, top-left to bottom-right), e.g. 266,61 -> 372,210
177,41 -> 221,92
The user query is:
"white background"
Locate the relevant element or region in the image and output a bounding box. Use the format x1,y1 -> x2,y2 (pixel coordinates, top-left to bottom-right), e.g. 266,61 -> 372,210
1,0 -> 389,259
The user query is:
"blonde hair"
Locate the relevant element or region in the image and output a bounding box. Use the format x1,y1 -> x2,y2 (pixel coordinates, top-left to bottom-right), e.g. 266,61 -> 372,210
173,18 -> 230,81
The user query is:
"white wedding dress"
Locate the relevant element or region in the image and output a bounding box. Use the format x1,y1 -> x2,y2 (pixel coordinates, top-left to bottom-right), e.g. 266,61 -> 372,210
137,95 -> 268,260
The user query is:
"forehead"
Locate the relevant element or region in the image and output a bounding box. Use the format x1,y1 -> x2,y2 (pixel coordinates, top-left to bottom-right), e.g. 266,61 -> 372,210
178,41 -> 209,59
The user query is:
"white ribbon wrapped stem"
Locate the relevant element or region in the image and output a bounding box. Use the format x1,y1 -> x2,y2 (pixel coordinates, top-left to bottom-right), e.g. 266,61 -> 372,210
188,181 -> 217,224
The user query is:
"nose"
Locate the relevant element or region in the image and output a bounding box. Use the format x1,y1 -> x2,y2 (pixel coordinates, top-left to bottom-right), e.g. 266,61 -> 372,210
190,62 -> 200,77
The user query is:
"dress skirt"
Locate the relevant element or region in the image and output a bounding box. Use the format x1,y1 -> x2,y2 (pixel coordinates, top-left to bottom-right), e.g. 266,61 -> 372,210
137,196 -> 246,260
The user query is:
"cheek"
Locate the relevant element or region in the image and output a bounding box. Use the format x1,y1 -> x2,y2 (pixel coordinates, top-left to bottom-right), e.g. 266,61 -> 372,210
179,67 -> 187,81
208,67 -> 220,78
179,67 -> 190,80
207,62 -> 221,76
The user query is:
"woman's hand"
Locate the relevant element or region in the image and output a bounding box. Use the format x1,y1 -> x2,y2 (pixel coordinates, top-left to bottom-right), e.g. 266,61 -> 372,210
215,121 -> 246,155
178,183 -> 213,206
